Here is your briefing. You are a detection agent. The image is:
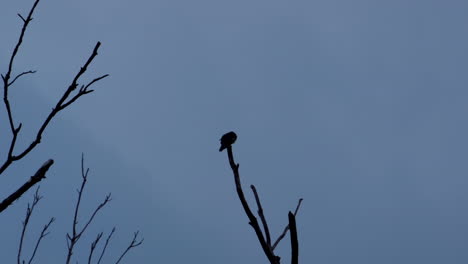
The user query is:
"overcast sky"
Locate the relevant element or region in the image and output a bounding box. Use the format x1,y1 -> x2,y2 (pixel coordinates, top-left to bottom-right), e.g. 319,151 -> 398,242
1,0 -> 468,263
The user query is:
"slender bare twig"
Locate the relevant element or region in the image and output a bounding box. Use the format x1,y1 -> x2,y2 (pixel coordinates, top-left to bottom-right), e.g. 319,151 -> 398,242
66,155 -> 111,264
28,217 -> 55,264
9,70 -> 37,87
272,198 -> 303,250
115,231 -> 144,264
88,232 -> 103,264
288,212 -> 298,264
225,146 -> 280,264
0,160 -> 54,213
251,185 -> 272,247
97,227 -> 116,264
17,187 -> 42,264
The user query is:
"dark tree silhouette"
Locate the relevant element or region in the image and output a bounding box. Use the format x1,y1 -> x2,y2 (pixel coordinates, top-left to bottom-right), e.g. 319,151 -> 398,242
220,131 -> 303,264
1,0 -> 143,262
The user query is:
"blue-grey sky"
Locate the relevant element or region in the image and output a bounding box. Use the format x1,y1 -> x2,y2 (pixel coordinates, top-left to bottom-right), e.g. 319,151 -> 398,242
1,0 -> 468,263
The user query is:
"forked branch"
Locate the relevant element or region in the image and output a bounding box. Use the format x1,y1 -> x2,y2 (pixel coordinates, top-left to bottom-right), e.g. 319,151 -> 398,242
222,135 -> 303,263
0,0 -> 108,177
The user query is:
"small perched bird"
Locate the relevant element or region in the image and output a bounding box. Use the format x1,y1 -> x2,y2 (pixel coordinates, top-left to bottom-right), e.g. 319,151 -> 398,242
219,131 -> 237,152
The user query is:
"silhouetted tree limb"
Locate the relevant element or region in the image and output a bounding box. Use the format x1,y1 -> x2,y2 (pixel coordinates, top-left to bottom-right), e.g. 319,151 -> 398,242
66,155 -> 111,264
17,187 -> 55,264
28,217 -> 55,264
97,227 -> 116,264
0,0 -> 108,178
115,231 -> 144,264
288,212 -> 298,264
226,146 -> 280,264
223,135 -> 303,263
0,159 -> 54,213
88,232 -> 104,264
272,198 -> 303,250
3,1 -> 142,263
9,70 -> 37,87
251,184 -> 272,247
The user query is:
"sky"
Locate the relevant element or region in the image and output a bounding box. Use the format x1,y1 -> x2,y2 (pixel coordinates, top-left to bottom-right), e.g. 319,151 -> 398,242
1,0 -> 468,263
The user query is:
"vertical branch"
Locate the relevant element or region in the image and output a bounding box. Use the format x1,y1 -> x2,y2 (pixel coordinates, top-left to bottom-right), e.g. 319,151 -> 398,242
66,155 -> 111,264
251,185 -> 272,247
17,188 -> 42,264
2,0 -> 40,134
288,212 -> 298,264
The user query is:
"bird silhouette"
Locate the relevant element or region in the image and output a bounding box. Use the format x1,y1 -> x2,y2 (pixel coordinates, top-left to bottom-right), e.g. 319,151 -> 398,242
219,131 -> 237,152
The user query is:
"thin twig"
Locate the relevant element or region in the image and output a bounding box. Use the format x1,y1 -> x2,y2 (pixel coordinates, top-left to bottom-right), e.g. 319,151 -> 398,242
88,232 -> 103,264
28,217 -> 55,264
272,198 -> 303,250
115,231 -> 144,264
251,185 -> 272,247
97,227 -> 116,264
9,70 -> 37,86
17,187 -> 42,264
0,160 -> 54,213
226,146 -> 279,264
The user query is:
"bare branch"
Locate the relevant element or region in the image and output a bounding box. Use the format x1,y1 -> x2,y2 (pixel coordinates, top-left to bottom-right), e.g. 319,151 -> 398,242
272,198 -> 303,250
88,232 -> 103,264
77,194 -> 112,239
17,187 -> 42,264
251,185 -> 272,247
2,0 -> 40,163
225,146 -> 279,264
288,212 -> 299,264
97,227 -> 116,264
0,0 -> 107,180
0,37 -> 107,178
28,217 -> 55,264
0,160 -> 54,213
0,42 -> 107,177
66,155 -> 111,264
60,74 -> 109,110
115,231 -> 144,264
9,70 -> 37,86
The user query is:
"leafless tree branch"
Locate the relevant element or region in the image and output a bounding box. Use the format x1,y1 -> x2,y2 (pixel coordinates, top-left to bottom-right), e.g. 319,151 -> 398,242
225,146 -> 280,264
88,232 -> 103,264
288,212 -> 298,264
16,187 -> 55,264
17,187 -> 42,264
251,184 -> 272,247
65,155 -> 111,264
97,227 -> 116,264
272,198 -> 303,250
115,231 -> 144,264
28,217 -> 55,264
0,0 -> 107,179
2,0 -> 40,130
0,160 -> 54,213
9,70 -> 37,87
